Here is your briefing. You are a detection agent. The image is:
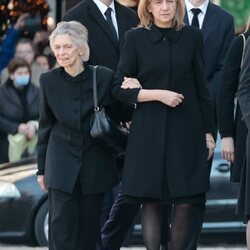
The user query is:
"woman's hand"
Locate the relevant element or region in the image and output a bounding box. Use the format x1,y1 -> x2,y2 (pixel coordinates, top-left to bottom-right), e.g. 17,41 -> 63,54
37,175 -> 48,192
18,123 -> 29,135
158,90 -> 184,107
26,124 -> 37,140
121,77 -> 142,89
221,137 -> 234,163
206,133 -> 216,160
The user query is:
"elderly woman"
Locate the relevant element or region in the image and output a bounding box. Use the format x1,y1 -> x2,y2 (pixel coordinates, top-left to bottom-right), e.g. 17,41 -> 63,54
0,58 -> 39,163
112,0 -> 215,249
36,21 -> 131,249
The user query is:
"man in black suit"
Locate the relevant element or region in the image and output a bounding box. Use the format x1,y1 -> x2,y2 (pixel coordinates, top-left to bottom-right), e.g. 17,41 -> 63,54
184,0 -> 235,249
63,1 -> 139,249
63,0 -> 138,71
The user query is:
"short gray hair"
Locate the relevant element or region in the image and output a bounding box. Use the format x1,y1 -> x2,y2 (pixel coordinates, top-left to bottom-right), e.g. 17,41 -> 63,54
49,21 -> 90,62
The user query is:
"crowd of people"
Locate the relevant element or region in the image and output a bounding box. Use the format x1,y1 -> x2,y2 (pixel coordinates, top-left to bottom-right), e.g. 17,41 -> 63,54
0,0 -> 250,249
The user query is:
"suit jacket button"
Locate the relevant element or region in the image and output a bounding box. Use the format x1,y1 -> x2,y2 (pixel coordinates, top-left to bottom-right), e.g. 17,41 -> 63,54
162,37 -> 166,42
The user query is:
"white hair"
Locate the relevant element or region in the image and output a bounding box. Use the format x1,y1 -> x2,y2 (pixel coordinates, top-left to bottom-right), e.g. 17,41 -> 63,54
49,21 -> 90,62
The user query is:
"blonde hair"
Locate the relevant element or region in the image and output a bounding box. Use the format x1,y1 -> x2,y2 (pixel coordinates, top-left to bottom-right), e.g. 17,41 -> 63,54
138,0 -> 185,30
245,15 -> 250,32
49,21 -> 90,62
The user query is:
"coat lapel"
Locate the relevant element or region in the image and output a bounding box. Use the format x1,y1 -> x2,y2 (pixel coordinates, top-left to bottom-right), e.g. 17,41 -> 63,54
201,2 -> 217,44
87,0 -> 119,50
115,2 -> 128,49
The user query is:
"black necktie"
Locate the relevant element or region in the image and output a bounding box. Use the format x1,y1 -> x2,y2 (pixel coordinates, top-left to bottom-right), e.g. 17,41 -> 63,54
104,7 -> 118,43
191,8 -> 201,28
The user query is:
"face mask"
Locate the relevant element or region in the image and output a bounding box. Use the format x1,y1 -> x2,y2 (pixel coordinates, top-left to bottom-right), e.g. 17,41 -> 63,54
14,75 -> 30,86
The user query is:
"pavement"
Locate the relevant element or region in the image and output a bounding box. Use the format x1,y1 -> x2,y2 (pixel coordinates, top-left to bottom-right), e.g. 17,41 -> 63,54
0,246 -> 247,250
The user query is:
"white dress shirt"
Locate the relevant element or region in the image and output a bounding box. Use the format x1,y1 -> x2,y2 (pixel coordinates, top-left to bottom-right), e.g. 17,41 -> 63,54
185,0 -> 209,29
93,0 -> 119,39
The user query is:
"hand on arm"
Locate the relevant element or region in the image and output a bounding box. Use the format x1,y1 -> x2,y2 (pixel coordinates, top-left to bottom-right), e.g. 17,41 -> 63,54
121,77 -> 142,89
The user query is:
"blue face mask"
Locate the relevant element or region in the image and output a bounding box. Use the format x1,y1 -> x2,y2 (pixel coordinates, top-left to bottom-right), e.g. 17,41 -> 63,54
14,75 -> 30,86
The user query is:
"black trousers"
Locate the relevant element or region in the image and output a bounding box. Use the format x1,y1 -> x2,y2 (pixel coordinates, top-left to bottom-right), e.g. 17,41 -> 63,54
101,187 -> 140,250
101,185 -> 170,249
49,183 -> 104,250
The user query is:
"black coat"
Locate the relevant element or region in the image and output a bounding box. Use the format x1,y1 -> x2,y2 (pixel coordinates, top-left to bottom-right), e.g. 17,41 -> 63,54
0,80 -> 39,163
237,38 -> 250,218
112,25 -> 215,199
63,0 -> 139,71
37,65 -> 131,194
218,32 -> 250,182
184,2 -> 235,106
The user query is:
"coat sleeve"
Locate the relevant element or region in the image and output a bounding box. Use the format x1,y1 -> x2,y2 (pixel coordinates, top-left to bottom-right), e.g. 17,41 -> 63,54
208,15 -> 234,106
218,35 -> 244,138
112,31 -> 141,104
237,39 -> 250,131
37,74 -> 56,175
192,30 -> 215,134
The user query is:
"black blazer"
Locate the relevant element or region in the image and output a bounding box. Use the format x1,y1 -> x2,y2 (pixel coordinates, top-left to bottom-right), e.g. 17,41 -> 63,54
184,2 -> 235,105
63,0 -> 139,70
0,80 -> 39,163
112,25 -> 214,198
238,39 -> 250,172
37,64 -> 130,194
218,32 -> 250,182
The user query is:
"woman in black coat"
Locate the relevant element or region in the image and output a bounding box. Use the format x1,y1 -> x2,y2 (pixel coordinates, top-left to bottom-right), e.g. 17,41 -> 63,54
0,58 -> 39,163
112,0 -> 215,249
36,21 -> 133,250
219,16 -> 250,248
218,19 -> 250,182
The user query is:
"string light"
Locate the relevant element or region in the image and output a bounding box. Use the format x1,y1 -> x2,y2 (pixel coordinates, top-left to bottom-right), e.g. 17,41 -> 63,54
0,0 -> 50,43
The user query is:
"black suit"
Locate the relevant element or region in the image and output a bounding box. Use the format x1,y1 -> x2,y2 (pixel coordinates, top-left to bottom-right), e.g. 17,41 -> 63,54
63,0 -> 138,71
184,2 -> 234,249
63,2 -> 139,249
37,64 -> 130,249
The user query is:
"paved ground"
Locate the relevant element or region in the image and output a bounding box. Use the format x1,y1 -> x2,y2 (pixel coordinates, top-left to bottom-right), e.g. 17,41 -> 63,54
0,245 -> 247,250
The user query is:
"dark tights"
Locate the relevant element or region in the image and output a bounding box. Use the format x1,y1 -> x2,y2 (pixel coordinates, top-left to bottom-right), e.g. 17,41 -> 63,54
141,203 -> 192,250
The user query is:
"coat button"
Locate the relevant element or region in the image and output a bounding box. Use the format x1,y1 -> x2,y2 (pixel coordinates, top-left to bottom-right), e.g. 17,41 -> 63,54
162,37 -> 166,42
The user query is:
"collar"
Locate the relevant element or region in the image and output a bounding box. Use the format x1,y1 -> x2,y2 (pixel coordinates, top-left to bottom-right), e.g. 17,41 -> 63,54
92,0 -> 116,17
185,0 -> 209,15
147,24 -> 182,44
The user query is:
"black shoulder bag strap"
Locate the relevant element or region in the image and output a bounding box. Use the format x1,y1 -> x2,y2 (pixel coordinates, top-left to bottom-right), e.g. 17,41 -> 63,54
93,65 -> 100,112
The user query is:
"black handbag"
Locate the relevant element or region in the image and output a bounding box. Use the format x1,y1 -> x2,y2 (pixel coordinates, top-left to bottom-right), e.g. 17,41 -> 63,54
90,66 -> 129,157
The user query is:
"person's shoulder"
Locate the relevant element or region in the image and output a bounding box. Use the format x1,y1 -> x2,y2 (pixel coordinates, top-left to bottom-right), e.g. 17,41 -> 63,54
181,25 -> 202,37
93,65 -> 114,77
126,27 -> 146,38
63,0 -> 88,20
209,2 -> 233,20
40,67 -> 61,85
115,2 -> 139,26
115,1 -> 137,16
